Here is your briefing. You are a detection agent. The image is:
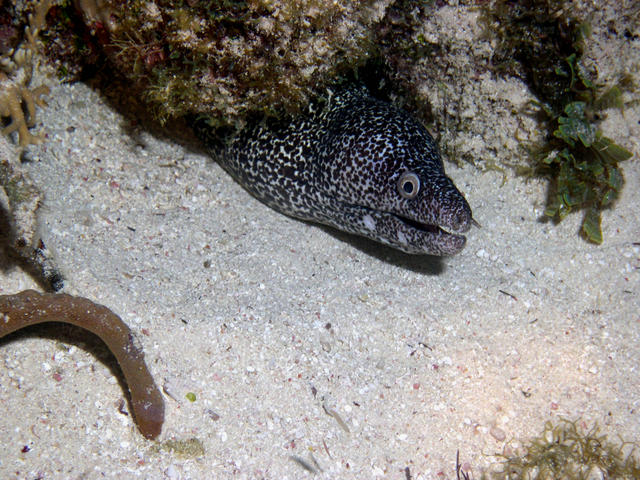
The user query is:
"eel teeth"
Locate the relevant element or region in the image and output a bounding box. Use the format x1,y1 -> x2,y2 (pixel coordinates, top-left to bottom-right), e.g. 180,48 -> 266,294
397,214 -> 459,236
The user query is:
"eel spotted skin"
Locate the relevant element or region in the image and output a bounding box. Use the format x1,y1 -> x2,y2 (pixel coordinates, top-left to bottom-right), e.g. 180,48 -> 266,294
195,85 -> 473,256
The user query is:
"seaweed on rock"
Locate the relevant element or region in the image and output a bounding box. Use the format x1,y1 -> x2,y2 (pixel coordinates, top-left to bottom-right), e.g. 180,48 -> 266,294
66,0 -> 394,129
481,0 -> 634,243
0,1 -> 63,289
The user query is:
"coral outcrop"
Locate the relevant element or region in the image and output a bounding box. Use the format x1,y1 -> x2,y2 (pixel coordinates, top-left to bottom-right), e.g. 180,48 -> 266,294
71,0 -> 393,128
1,0 -> 60,289
0,0 -> 50,147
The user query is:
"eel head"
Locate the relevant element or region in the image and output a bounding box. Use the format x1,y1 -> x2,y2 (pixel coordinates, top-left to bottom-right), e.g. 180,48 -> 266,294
319,99 -> 474,256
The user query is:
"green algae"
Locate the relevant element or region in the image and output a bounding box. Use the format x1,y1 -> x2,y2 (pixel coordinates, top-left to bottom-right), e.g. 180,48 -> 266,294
481,0 -> 634,244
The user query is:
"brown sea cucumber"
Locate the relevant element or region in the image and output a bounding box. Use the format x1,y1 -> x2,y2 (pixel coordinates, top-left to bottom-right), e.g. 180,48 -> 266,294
0,290 -> 164,439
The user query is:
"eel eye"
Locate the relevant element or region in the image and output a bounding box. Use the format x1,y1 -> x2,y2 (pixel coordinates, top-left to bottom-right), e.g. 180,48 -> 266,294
397,171 -> 420,199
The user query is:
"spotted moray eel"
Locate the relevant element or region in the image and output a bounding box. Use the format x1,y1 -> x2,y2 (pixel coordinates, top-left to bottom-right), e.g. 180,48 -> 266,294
195,85 -> 473,256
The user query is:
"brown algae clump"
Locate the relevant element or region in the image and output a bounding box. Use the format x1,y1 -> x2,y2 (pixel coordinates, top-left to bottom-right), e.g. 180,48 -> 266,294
152,438 -> 205,458
484,419 -> 640,479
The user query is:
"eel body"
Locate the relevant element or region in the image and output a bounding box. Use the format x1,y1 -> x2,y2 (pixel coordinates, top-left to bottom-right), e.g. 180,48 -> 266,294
196,86 -> 473,256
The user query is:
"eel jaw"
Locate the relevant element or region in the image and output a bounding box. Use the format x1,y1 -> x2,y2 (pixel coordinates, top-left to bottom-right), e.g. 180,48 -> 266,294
390,212 -> 468,256
322,202 -> 470,256
349,207 -> 468,256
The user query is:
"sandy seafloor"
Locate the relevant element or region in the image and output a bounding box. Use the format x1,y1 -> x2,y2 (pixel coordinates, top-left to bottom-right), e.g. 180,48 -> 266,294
2,23 -> 640,480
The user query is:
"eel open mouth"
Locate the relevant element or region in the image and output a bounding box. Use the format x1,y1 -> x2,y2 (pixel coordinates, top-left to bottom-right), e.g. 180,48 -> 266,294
399,215 -> 442,234
362,210 -> 469,256
325,202 -> 472,256
395,213 -> 467,255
